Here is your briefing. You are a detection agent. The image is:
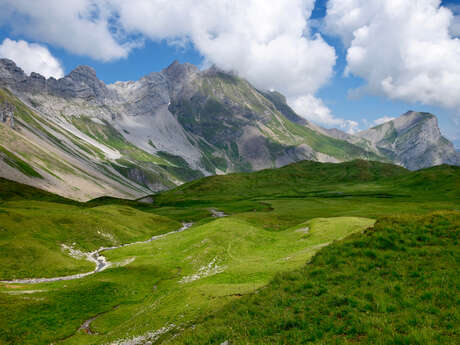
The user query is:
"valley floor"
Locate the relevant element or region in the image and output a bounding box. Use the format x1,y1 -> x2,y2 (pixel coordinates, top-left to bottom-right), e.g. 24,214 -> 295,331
0,161 -> 459,344
0,212 -> 374,344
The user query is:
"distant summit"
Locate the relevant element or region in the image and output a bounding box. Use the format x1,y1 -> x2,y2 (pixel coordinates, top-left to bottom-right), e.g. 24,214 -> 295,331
0,58 -> 458,199
355,111 -> 459,170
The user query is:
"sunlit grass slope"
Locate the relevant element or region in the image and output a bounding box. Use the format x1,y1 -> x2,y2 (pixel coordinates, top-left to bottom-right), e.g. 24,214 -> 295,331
0,160 -> 458,345
0,216 -> 374,345
0,177 -> 181,279
153,160 -> 459,230
174,211 -> 460,345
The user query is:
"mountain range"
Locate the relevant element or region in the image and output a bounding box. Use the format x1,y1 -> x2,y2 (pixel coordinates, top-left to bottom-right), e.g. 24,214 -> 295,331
0,58 -> 458,200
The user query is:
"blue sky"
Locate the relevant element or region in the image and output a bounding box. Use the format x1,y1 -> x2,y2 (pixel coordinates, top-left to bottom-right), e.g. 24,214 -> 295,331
0,0 -> 459,148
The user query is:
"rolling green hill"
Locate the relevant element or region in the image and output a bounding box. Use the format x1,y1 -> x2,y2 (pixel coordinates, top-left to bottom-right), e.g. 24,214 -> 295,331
0,160 -> 458,344
173,211 -> 460,344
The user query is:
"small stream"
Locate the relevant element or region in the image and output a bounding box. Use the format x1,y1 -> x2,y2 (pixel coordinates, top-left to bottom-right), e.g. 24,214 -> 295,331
1,222 -> 193,285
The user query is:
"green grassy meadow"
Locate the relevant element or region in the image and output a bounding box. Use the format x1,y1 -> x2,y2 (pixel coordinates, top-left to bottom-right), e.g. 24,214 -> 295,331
174,211 -> 460,345
0,160 -> 459,344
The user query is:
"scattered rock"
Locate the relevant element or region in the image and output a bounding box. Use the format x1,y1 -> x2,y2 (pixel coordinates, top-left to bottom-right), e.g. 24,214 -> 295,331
180,257 -> 226,283
295,226 -> 310,234
210,209 -> 227,218
0,101 -> 15,128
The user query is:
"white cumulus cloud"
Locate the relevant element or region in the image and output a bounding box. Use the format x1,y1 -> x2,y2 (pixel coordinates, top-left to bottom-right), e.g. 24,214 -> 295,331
110,0 -> 336,97
325,0 -> 460,110
0,38 -> 64,78
0,0 -> 344,128
290,94 -> 359,133
0,0 -> 133,61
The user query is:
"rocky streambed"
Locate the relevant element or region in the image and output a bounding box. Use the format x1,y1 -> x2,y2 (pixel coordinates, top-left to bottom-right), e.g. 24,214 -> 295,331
1,222 -> 193,284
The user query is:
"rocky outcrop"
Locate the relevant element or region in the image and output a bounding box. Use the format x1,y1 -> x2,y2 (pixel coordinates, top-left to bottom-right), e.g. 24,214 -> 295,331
355,111 -> 459,170
0,101 -> 15,128
0,59 -> 114,101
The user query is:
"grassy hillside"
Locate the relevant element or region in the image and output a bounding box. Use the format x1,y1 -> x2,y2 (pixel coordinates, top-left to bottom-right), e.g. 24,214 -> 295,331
155,160 -> 410,204
0,160 -> 458,345
0,178 -> 182,279
152,160 -> 459,231
0,215 -> 374,345
0,200 -> 181,280
174,211 -> 460,344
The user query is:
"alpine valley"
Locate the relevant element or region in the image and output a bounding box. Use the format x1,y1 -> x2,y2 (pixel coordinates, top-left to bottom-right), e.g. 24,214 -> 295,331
0,58 -> 459,345
0,58 -> 458,201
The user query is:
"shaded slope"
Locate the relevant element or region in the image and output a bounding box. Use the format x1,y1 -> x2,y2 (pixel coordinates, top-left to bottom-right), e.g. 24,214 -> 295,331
154,160 -> 460,206
0,176 -> 74,203
154,160 -> 411,204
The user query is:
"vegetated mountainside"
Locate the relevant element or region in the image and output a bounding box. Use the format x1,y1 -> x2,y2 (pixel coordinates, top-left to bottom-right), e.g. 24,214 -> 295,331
173,211 -> 460,344
327,111 -> 460,170
0,58 -> 400,200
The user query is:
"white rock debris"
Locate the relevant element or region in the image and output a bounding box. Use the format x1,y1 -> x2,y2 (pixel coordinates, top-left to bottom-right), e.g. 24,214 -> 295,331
61,243 -> 87,260
113,257 -> 136,268
295,226 -> 310,234
97,230 -> 117,242
1,223 -> 192,285
108,324 -> 176,345
180,257 -> 226,284
3,289 -> 47,295
210,209 -> 227,218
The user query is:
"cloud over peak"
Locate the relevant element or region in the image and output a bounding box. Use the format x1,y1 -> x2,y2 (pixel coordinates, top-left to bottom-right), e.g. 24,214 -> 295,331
0,38 -> 64,78
0,0 -> 342,127
290,94 -> 359,134
111,0 -> 337,100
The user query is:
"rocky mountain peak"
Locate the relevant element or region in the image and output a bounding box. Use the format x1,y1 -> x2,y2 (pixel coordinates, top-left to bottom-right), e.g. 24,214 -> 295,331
30,72 -> 46,80
0,59 -> 27,85
0,58 -> 23,73
391,111 -> 436,136
356,111 -> 458,170
58,65 -> 112,101
163,60 -> 199,81
67,65 -> 99,82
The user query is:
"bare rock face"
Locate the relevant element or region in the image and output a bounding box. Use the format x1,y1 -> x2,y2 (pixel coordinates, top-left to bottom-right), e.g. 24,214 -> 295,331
0,59 -> 115,102
0,101 -> 15,128
356,111 -> 459,170
0,59 -> 27,83
56,65 -> 114,101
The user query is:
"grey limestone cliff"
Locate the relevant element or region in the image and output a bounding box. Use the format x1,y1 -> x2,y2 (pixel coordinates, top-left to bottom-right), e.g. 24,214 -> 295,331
355,111 -> 459,170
